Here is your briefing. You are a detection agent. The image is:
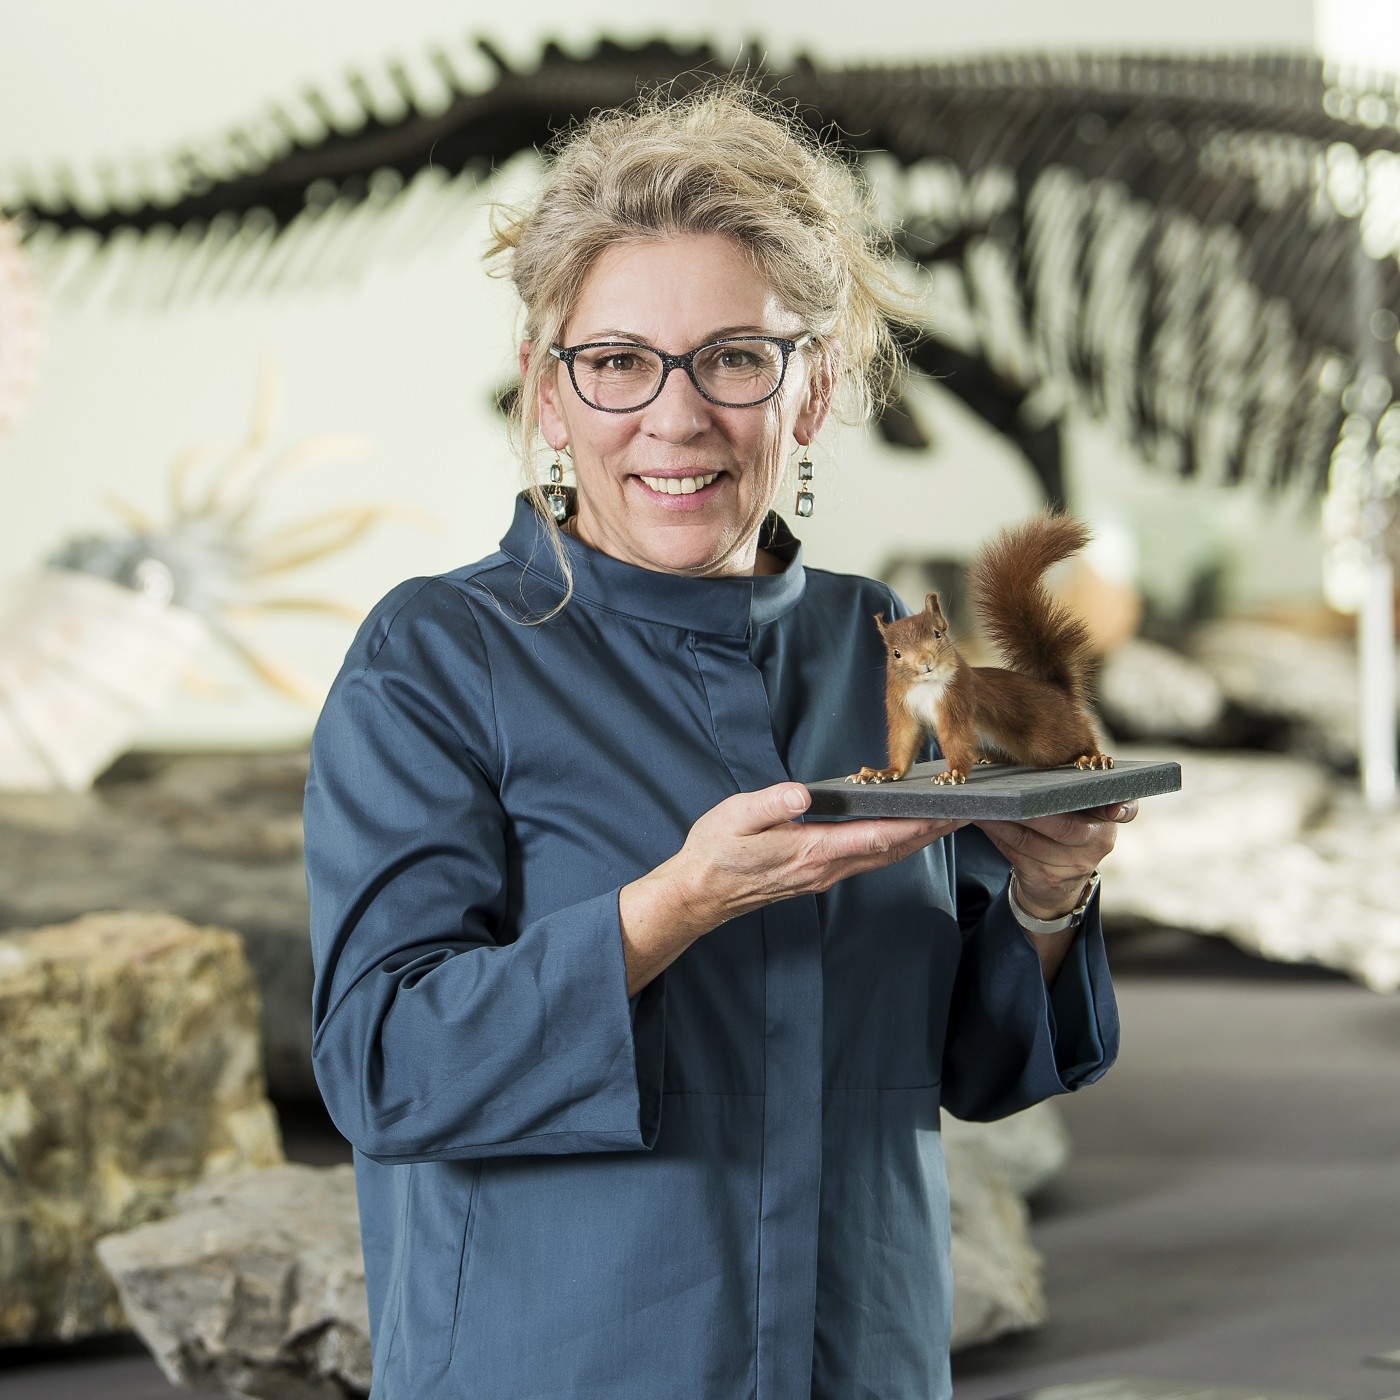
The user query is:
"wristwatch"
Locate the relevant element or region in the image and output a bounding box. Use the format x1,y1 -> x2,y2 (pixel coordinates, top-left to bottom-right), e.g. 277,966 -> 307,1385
1007,869 -> 1100,935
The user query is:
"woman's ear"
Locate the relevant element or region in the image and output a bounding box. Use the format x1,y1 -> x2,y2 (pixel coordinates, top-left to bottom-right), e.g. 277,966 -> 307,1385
794,342 -> 838,446
529,342 -> 569,449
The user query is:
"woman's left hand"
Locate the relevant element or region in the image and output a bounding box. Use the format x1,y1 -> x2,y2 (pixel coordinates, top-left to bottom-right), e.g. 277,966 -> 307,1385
975,801 -> 1137,923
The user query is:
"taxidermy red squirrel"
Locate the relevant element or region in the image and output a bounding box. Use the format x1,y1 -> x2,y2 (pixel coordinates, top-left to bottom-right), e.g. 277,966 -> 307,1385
849,511 -> 1113,787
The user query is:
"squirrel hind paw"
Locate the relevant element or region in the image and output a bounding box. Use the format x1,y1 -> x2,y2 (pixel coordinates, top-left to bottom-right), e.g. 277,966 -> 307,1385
849,766 -> 900,784
1074,753 -> 1114,771
933,768 -> 967,785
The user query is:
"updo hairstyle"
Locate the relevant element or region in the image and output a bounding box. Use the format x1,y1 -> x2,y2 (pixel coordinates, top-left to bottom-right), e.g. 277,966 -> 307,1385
487,81 -> 918,536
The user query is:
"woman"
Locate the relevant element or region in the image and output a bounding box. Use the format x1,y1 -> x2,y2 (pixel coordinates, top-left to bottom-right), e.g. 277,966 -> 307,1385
305,85 -> 1128,1400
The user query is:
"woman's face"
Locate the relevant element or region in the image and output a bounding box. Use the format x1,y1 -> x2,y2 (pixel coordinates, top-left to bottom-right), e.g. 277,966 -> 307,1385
536,233 -> 830,578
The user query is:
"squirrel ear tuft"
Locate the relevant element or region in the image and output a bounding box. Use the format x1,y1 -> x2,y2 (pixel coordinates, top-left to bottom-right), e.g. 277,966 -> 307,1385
923,592 -> 940,613
873,611 -> 887,633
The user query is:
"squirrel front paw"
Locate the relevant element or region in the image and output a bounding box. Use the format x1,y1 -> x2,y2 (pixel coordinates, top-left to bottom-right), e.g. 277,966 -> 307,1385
933,768 -> 967,785
847,766 -> 903,784
1074,753 -> 1115,771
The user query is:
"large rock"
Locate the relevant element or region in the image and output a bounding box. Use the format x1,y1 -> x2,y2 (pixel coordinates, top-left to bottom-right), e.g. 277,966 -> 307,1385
946,1137 -> 1046,1348
1185,618 -> 1397,769
1097,636 -> 1226,743
0,911 -> 284,1346
0,750 -> 317,1102
942,1103 -> 1071,1346
97,1163 -> 368,1399
1108,748 -> 1400,992
943,1100 -> 1072,1199
95,1116 -> 1065,1390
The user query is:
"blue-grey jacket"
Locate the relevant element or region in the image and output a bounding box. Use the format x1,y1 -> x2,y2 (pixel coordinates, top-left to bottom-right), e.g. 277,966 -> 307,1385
304,494 -> 1118,1400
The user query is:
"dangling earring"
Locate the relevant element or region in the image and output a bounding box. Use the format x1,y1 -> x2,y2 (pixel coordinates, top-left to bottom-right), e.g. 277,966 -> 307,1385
547,449 -> 569,526
795,446 -> 815,518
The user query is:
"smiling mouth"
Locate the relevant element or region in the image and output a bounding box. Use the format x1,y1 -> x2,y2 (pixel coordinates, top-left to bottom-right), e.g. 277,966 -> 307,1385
637,472 -> 720,496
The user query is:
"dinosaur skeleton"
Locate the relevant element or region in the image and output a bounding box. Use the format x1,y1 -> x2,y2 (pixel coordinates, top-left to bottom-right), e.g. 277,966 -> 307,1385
0,212 -> 41,437
5,40 -> 1400,500
3,36 -> 1398,795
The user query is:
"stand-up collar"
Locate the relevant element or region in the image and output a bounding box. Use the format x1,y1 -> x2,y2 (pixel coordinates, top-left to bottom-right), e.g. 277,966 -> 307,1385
499,492 -> 806,638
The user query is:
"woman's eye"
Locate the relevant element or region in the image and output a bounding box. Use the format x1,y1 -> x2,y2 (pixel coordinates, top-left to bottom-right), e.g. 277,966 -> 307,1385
717,349 -> 760,370
579,348 -> 648,376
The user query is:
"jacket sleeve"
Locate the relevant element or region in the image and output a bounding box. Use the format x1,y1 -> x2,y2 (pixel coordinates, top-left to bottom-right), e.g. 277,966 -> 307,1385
939,824 -> 1119,1123
303,579 -> 664,1165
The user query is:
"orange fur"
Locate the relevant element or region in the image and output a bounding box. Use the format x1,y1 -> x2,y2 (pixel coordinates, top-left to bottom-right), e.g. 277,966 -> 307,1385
849,512 -> 1112,786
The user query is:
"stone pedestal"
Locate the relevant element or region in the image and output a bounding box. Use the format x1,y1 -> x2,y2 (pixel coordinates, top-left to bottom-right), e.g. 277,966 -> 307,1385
0,911 -> 284,1345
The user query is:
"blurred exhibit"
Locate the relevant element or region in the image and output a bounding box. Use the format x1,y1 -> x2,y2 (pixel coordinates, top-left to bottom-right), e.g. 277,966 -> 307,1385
1,2 -> 1399,1398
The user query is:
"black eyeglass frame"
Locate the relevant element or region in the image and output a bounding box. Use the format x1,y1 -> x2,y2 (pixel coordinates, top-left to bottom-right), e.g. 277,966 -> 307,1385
548,333 -> 815,412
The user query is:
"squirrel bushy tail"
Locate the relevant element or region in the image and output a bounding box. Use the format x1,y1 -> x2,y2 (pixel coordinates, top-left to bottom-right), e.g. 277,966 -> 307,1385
969,511 -> 1096,702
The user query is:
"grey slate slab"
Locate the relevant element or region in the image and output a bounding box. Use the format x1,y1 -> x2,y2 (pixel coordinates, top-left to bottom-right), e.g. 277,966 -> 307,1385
804,758 -> 1181,820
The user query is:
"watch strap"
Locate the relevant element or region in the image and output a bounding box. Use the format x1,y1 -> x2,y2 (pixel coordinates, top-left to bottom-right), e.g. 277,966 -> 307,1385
1007,868 -> 1100,935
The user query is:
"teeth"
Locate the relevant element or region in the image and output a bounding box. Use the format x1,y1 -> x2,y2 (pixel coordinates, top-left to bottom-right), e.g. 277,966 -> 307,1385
639,473 -> 719,496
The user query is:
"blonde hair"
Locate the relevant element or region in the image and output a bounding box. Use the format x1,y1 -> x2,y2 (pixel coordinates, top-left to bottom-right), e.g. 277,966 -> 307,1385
485,80 -> 920,610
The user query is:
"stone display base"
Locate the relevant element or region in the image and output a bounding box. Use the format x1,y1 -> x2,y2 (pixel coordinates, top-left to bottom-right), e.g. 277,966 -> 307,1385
805,758 -> 1182,819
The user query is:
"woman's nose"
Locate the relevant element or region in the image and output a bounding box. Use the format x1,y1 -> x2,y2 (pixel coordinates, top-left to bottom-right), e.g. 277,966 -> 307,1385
641,365 -> 710,439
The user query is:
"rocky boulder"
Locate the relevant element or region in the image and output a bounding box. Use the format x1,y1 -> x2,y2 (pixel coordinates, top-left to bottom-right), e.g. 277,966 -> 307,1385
0,750 -> 317,1102
97,1163 -> 368,1399
944,1100 -> 1072,1199
95,1106 -> 1071,1390
946,1136 -> 1046,1348
1107,747 -> 1400,992
1185,617 -> 1397,769
0,911 -> 284,1346
1097,636 -> 1226,744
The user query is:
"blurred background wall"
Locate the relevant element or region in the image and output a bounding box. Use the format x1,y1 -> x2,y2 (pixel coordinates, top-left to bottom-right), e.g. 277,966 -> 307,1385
0,0 -> 1384,749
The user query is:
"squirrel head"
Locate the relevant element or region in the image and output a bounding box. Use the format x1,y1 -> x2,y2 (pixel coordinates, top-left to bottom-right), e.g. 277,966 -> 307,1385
873,592 -> 956,678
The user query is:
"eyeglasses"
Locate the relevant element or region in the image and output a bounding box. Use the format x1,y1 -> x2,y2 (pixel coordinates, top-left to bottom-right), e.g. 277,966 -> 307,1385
549,333 -> 814,412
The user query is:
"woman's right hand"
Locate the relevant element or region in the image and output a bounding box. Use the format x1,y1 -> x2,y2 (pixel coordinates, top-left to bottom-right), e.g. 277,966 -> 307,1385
617,782 -> 962,997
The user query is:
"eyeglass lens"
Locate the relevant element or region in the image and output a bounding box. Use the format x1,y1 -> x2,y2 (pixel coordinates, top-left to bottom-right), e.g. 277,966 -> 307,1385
572,340 -> 787,409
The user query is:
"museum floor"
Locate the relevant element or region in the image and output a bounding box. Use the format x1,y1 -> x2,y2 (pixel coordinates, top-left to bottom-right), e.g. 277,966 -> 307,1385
3,928 -> 1398,1400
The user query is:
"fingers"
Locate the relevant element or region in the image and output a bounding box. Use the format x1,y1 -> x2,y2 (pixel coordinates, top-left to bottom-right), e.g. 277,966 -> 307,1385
824,817 -> 963,863
979,805 -> 1125,858
977,803 -> 1128,912
977,823 -> 1089,884
799,816 -> 962,891
720,782 -> 811,837
687,786 -> 961,922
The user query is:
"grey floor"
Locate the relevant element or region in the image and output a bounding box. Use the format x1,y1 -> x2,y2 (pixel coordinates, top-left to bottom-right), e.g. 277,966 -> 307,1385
3,929 -> 1398,1400
953,930 -> 1400,1400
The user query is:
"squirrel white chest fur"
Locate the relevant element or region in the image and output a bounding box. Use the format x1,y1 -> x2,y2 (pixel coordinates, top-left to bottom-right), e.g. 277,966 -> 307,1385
902,672 -> 951,731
